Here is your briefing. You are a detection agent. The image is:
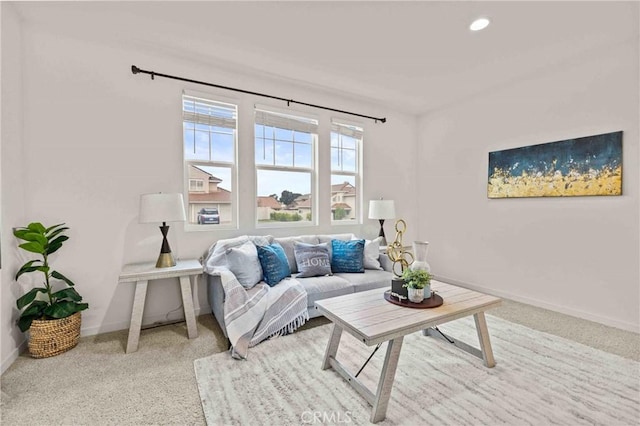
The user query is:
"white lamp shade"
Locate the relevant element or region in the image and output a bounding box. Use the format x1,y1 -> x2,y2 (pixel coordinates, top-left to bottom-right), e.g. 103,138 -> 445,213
368,199 -> 396,220
139,193 -> 186,224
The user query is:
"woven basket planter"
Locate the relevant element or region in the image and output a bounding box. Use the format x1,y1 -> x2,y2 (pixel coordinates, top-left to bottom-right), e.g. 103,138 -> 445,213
28,311 -> 81,358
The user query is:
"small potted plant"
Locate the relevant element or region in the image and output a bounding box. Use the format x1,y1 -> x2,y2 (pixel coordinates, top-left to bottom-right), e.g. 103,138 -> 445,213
13,222 -> 89,358
402,268 -> 432,303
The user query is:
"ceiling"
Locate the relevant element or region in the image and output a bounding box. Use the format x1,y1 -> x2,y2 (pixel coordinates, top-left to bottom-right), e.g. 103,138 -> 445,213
12,1 -> 638,114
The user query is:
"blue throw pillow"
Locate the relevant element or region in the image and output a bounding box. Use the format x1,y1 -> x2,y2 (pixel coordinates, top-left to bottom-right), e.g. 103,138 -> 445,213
331,239 -> 365,273
256,243 -> 291,286
294,242 -> 332,278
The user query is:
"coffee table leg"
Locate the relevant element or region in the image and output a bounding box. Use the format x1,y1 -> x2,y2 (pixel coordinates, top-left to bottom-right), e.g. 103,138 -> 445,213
371,336 -> 404,423
474,312 -> 496,368
322,324 -> 343,370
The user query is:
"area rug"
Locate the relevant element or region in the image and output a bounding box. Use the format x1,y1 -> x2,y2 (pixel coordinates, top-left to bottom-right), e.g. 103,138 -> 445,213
194,315 -> 640,425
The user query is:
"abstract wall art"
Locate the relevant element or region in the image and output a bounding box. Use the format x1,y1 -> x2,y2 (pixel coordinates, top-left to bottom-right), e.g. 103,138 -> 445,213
488,131 -> 622,198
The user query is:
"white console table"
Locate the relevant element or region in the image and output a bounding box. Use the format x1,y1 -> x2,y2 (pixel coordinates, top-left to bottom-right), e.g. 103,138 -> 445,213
119,259 -> 202,353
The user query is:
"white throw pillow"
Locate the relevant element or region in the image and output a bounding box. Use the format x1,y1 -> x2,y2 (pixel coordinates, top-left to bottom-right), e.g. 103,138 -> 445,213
353,236 -> 383,270
225,241 -> 263,289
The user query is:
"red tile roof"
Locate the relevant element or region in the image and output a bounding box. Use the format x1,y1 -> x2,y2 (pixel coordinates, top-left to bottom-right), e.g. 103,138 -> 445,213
331,202 -> 352,210
189,188 -> 231,203
257,196 -> 282,209
331,182 -> 356,195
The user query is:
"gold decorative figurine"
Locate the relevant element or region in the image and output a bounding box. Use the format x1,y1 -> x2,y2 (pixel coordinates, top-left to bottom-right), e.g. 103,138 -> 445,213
387,219 -> 414,277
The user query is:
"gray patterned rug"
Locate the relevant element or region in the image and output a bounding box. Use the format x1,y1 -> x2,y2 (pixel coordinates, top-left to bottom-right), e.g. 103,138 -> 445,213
194,315 -> 640,425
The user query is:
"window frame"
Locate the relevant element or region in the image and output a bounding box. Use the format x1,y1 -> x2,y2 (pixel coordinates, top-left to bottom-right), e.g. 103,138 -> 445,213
182,91 -> 238,231
330,118 -> 363,225
254,105 -> 318,228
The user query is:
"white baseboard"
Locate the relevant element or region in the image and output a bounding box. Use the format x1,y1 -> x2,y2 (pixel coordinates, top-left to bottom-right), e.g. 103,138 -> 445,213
1,337 -> 28,375
1,305 -> 212,374
80,304 -> 212,337
434,275 -> 640,333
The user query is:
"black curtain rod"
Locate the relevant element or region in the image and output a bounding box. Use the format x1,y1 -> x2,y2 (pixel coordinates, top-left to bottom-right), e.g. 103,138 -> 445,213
131,65 -> 386,124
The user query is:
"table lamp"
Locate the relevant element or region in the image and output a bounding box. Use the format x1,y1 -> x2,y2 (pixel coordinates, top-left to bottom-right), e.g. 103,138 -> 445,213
139,193 -> 186,268
368,199 -> 396,246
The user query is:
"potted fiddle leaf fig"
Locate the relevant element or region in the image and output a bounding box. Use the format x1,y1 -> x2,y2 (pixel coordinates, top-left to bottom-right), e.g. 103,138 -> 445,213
14,222 -> 88,358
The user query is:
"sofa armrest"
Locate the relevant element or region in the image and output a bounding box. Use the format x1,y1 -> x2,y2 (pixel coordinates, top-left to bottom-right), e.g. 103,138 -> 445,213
206,273 -> 228,338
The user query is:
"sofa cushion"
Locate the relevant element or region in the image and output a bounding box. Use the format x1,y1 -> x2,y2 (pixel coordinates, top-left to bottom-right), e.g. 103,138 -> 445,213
225,241 -> 262,289
297,275 -> 352,308
334,269 -> 393,292
294,242 -> 332,278
274,235 -> 319,274
256,243 -> 291,286
331,239 -> 365,273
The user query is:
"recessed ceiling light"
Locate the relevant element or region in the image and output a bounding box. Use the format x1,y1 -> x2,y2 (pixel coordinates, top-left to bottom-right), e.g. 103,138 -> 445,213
470,17 -> 490,31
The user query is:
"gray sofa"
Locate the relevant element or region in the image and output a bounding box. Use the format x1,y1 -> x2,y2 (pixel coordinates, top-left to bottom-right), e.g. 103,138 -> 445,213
204,233 -> 394,338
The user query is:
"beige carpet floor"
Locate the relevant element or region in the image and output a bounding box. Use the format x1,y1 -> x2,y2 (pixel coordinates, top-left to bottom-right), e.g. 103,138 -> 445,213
1,299 -> 639,425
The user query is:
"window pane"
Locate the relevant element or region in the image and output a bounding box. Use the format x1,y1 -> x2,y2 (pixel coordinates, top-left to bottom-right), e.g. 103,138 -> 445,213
186,165 -> 232,226
275,128 -> 293,141
331,147 -> 340,170
255,137 -> 273,165
331,175 -> 357,222
294,142 -> 312,168
296,131 -> 312,143
212,132 -> 234,163
331,129 -> 360,173
341,148 -> 357,172
184,128 -> 210,161
257,169 -> 312,223
341,135 -> 357,150
275,141 -> 294,167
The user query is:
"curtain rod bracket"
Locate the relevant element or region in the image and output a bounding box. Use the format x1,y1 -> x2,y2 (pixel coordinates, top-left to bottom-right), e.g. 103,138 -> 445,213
130,64 -> 387,123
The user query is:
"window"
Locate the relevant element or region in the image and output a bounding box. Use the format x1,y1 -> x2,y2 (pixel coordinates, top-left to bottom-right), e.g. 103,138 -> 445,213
183,93 -> 236,227
255,107 -> 317,224
331,120 -> 362,222
189,179 -> 204,192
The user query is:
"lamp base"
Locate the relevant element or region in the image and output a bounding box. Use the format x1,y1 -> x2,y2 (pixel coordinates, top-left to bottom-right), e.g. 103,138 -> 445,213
156,252 -> 176,268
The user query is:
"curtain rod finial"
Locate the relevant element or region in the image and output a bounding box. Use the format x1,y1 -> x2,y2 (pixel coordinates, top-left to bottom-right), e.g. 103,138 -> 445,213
131,65 -> 140,74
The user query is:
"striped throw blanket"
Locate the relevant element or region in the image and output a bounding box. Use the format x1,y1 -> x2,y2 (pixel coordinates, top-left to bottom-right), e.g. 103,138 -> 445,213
214,267 -> 308,359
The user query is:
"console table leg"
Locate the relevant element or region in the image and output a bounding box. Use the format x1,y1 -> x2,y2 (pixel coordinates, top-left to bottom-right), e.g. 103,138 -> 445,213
371,336 -> 404,423
474,312 -> 496,368
322,324 -> 343,370
179,275 -> 198,339
126,280 -> 148,353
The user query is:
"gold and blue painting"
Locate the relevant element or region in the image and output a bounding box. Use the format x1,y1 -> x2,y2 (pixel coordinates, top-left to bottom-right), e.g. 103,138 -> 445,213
488,131 -> 622,198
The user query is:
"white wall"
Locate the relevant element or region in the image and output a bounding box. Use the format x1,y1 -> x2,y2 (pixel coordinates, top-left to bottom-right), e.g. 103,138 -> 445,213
1,3 -> 28,373
0,18 -> 418,369
418,26 -> 639,331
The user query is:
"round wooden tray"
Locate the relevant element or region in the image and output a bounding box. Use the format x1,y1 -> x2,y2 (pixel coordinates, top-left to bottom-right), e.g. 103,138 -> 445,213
384,290 -> 444,309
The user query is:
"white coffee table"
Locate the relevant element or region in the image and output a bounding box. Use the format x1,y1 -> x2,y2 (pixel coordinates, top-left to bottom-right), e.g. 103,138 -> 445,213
314,281 -> 502,423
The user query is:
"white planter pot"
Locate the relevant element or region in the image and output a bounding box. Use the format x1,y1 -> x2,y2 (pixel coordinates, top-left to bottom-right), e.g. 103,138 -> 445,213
408,287 -> 424,303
